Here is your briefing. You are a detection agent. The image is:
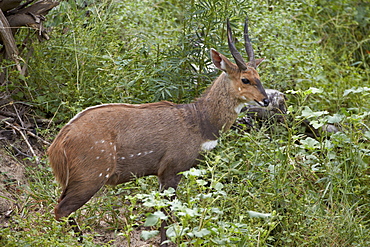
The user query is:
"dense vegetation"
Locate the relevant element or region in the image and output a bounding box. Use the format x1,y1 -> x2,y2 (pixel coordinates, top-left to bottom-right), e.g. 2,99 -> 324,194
1,0 -> 369,246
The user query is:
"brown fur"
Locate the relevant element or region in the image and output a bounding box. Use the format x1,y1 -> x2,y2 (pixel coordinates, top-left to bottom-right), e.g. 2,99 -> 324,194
48,48 -> 268,245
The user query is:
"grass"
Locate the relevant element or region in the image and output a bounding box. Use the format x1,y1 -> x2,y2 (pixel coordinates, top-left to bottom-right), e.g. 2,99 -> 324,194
1,0 -> 369,246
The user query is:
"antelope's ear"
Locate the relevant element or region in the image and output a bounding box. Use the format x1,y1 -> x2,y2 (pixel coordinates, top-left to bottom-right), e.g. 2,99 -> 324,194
255,58 -> 265,67
247,58 -> 265,68
210,48 -> 235,72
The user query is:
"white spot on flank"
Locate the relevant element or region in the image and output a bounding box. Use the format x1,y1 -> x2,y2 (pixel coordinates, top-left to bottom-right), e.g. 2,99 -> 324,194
99,173 -> 102,177
96,156 -> 100,159
105,174 -> 109,178
137,152 -> 141,156
148,150 -> 154,154
106,168 -> 110,171
201,140 -> 218,151
120,157 -> 125,160
238,87 -> 241,92
114,145 -> 117,151
235,103 -> 245,114
129,154 -> 134,158
100,150 -> 105,152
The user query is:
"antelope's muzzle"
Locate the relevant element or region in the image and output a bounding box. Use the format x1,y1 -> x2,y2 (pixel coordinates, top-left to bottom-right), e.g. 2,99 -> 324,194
262,98 -> 270,107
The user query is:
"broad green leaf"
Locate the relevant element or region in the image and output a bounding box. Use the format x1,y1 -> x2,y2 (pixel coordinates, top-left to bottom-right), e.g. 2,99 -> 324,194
310,120 -> 324,129
301,106 -> 328,118
141,230 -> 159,240
300,137 -> 320,149
327,114 -> 344,123
193,228 -> 211,238
144,213 -> 159,226
343,87 -> 370,96
307,87 -> 323,94
247,210 -> 272,218
364,131 -> 370,140
153,210 -> 168,220
213,182 -> 224,191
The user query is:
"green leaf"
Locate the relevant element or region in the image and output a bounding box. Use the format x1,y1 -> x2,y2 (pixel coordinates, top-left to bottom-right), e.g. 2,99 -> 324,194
247,210 -> 272,218
364,131 -> 370,140
144,213 -> 159,226
327,114 -> 344,123
182,168 -> 206,177
343,87 -> 370,96
300,137 -> 320,150
301,106 -> 328,118
213,182 -> 224,191
153,210 -> 168,220
18,74 -> 27,81
166,224 -> 188,238
310,120 -> 324,129
162,187 -> 176,197
193,228 -> 211,238
211,207 -> 223,214
196,179 -> 208,186
140,230 -> 159,240
306,87 -> 323,94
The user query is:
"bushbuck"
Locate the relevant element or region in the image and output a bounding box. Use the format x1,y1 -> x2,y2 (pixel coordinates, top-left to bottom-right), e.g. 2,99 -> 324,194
48,17 -> 269,245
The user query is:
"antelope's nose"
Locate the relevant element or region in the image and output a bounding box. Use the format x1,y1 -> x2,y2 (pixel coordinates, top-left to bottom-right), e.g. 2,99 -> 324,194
263,98 -> 270,107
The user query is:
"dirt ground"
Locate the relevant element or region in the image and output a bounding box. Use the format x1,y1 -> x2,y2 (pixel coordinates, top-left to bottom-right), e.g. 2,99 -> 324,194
0,148 -> 25,223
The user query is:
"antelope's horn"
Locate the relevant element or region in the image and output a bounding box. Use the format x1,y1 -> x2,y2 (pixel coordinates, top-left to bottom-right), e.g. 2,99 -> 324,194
243,15 -> 256,68
227,19 -> 248,71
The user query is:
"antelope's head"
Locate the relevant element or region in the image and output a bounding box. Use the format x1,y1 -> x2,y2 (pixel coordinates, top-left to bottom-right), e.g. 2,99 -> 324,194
211,17 -> 269,107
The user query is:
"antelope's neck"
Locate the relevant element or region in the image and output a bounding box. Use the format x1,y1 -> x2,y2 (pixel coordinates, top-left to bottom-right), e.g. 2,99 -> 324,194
193,72 -> 241,139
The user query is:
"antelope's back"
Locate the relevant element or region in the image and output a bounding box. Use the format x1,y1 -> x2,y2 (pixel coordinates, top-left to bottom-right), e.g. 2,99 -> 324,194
48,102 -> 205,186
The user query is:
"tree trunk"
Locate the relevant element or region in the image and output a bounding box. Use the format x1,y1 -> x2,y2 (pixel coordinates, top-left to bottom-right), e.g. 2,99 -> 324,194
0,0 -> 59,83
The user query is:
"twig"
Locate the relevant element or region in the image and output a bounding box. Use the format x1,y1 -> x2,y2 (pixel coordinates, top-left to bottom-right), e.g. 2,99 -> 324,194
1,116 -> 51,145
13,103 -> 25,128
4,120 -> 39,164
10,144 -> 32,158
24,128 -> 50,145
0,110 -> 17,119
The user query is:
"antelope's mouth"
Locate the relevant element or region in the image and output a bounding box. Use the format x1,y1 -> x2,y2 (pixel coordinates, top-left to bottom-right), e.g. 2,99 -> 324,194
254,99 -> 270,107
254,99 -> 264,107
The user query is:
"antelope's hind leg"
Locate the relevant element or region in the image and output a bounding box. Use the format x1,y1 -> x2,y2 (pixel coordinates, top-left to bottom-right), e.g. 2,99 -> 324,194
54,178 -> 108,242
55,179 -> 106,220
55,161 -> 114,241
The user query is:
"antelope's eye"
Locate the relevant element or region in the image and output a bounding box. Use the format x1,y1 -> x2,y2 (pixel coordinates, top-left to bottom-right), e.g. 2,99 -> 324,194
241,78 -> 251,84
